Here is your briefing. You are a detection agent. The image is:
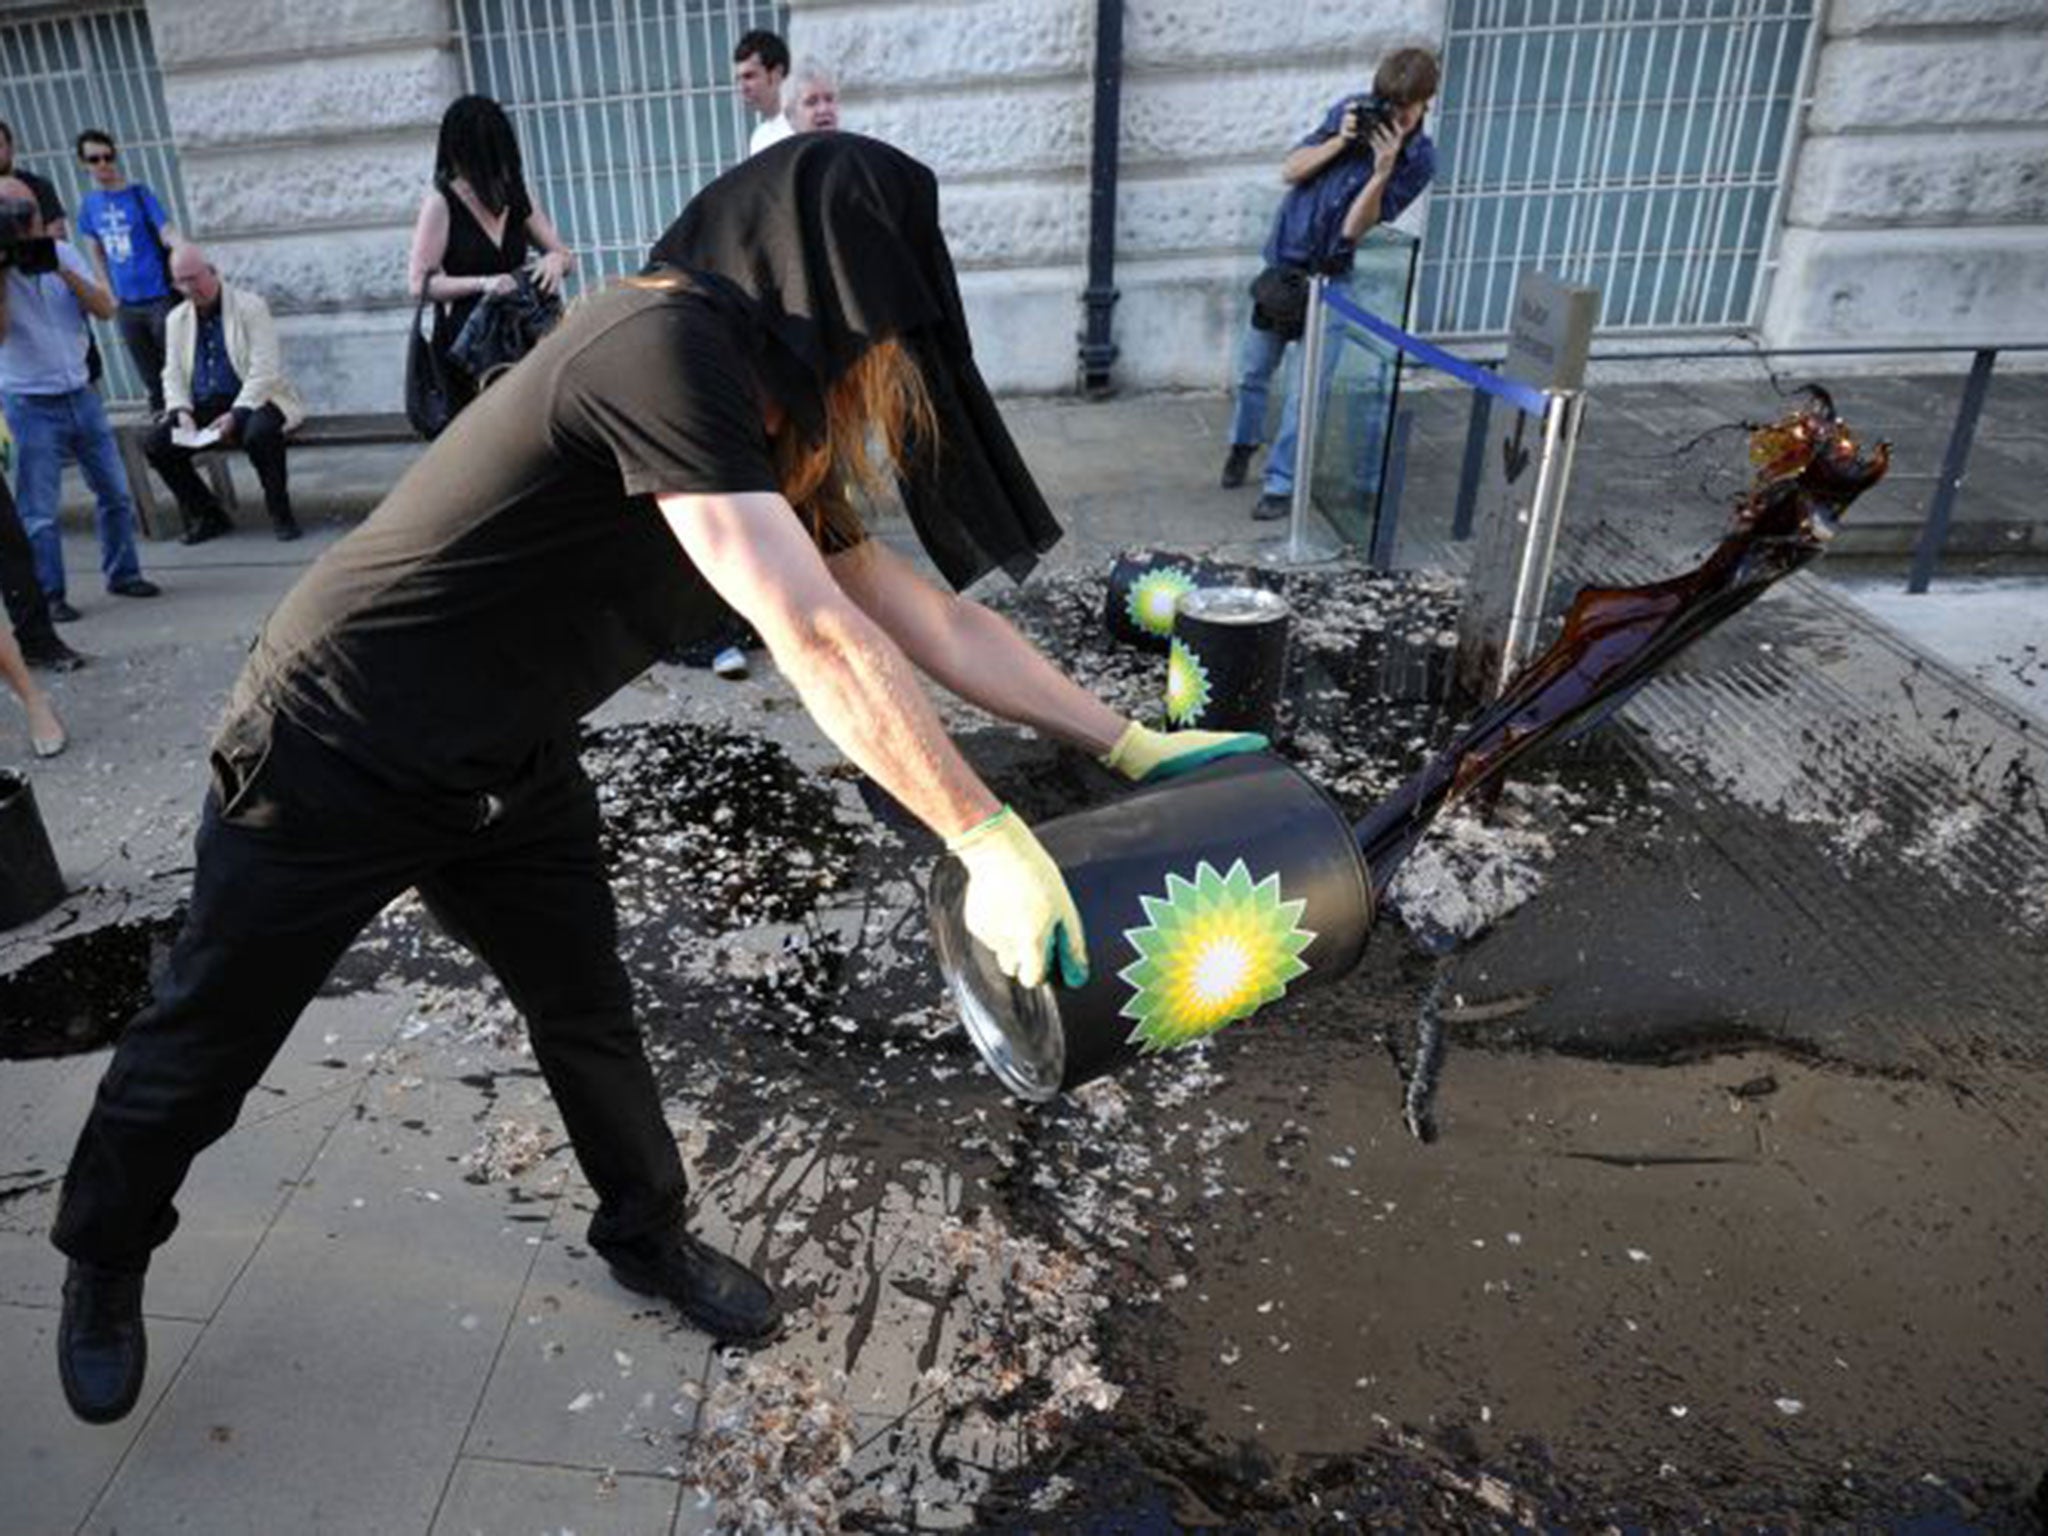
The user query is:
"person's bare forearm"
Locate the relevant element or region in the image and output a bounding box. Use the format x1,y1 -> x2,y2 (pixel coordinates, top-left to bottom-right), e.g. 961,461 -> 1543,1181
63,266 -> 115,320
424,272 -> 495,302
915,599 -> 1126,755
770,604 -> 1001,839
830,546 -> 1127,755
1282,138 -> 1347,185
1341,171 -> 1390,243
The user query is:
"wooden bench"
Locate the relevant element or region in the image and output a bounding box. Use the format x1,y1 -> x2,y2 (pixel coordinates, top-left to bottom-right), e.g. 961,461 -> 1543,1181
115,412 -> 417,539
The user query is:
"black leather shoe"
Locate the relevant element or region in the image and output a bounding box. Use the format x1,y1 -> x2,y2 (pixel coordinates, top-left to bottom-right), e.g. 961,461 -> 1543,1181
272,516 -> 303,542
108,578 -> 161,598
22,640 -> 87,672
1251,493 -> 1291,521
48,598 -> 82,623
58,1260 -> 148,1424
1220,443 -> 1257,489
180,511 -> 230,546
605,1232 -> 782,1346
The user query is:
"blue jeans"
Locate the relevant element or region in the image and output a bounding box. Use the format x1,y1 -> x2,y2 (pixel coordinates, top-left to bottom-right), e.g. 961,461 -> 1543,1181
1228,313 -> 1343,498
2,387 -> 144,600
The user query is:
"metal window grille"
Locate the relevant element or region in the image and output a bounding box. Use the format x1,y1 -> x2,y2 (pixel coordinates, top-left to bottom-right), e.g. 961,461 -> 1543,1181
0,1 -> 188,408
1417,0 -> 1816,339
459,0 -> 788,287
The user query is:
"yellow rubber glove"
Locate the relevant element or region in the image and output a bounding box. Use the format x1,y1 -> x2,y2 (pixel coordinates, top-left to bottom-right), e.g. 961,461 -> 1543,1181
1100,721 -> 1270,784
946,806 -> 1089,989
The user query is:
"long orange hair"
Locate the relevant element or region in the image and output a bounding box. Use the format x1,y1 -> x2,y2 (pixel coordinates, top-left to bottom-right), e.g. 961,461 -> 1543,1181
623,273 -> 936,551
774,337 -> 937,553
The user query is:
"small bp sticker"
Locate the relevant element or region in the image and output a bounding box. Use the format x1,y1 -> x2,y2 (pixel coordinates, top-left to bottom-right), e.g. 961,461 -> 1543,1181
1117,858 -> 1316,1053
1127,565 -> 1197,639
1165,638 -> 1211,725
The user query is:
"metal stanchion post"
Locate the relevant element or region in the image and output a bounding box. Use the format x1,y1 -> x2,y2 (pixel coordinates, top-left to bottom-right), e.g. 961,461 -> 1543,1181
1262,275 -> 1341,567
1495,389 -> 1586,694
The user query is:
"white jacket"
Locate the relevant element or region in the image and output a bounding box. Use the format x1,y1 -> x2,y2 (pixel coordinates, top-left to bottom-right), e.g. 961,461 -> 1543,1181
162,281 -> 306,430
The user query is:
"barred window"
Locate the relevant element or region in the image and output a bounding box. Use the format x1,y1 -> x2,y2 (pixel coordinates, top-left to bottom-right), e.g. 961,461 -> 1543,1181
1417,0 -> 1817,338
459,0 -> 788,287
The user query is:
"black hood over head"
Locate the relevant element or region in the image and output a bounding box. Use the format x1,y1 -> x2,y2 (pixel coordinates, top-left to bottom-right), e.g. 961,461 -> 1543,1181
646,132 -> 1062,590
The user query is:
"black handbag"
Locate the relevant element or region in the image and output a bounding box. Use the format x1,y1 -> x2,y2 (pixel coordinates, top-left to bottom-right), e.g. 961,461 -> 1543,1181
404,278 -> 457,441
447,271 -> 561,390
1249,263 -> 1311,341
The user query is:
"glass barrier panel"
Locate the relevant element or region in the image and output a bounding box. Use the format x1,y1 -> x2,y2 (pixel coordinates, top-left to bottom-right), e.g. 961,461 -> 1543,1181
1308,228 -> 1420,550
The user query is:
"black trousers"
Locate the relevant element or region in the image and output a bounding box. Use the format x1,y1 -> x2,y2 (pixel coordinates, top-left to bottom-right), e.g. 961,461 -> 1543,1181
0,476 -> 62,656
116,297 -> 176,417
51,714 -> 690,1272
144,397 -> 293,528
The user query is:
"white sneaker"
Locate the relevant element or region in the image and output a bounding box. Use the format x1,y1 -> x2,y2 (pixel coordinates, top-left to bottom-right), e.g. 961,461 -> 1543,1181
711,645 -> 749,680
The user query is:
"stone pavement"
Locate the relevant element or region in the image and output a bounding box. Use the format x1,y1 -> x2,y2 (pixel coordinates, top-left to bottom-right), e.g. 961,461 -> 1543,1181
4,374 -> 2046,1534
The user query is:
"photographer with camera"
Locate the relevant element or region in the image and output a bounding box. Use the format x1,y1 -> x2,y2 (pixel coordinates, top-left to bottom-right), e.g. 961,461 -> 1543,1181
0,177 -> 159,622
1222,48 -> 1439,519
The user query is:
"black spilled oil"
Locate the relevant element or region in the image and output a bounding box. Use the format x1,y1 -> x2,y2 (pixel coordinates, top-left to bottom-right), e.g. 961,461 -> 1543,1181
0,911 -> 183,1060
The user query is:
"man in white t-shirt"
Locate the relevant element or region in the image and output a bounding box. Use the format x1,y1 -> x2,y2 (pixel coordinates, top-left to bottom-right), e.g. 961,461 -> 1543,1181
735,29 -> 792,157
715,27 -> 798,679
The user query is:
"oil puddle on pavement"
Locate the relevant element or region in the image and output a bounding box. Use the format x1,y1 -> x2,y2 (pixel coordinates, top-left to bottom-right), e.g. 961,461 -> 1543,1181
5,560 -> 2045,1528
0,909 -> 182,1060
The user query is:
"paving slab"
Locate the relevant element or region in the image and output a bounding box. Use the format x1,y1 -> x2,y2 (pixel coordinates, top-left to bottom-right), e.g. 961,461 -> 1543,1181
463,1214 -> 713,1476
839,1411 -> 1021,1530
428,1457 -> 681,1536
78,1030 -> 546,1536
0,1052 -> 102,1252
0,992 -> 400,1316
0,1302 -> 206,1536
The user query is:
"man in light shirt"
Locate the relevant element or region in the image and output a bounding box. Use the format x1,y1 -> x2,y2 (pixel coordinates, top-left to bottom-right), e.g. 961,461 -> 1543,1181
0,176 -> 159,621
148,243 -> 305,544
735,29 -> 791,156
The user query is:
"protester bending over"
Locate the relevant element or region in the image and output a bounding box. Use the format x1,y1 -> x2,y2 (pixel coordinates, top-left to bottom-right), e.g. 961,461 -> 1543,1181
406,95 -> 574,426
0,176 -> 159,622
1223,48 -> 1438,519
147,244 -> 306,544
73,130 -> 181,416
50,135 -> 1266,1427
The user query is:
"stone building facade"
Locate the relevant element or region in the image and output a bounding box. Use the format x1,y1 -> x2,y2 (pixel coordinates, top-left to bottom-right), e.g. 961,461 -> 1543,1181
4,0 -> 2042,413
1760,0 -> 2048,349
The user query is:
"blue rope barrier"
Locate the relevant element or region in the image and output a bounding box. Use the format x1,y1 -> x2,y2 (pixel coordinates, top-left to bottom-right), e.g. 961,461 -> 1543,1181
1320,285 -> 1550,417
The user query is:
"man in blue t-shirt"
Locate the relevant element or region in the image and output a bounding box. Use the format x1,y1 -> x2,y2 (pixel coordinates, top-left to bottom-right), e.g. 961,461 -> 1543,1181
1223,48 -> 1439,520
73,129 -> 182,415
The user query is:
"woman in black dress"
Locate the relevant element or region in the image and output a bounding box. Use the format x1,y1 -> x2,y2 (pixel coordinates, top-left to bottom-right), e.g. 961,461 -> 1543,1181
406,95 -> 574,414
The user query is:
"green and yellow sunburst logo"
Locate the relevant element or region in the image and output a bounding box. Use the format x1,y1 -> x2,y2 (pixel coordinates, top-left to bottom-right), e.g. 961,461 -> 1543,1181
1165,638 -> 1211,725
1117,859 -> 1317,1053
1127,565 -> 1197,639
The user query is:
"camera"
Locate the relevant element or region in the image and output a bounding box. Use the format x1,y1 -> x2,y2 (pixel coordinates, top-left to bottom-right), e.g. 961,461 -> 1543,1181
1341,94 -> 1394,152
0,197 -> 59,275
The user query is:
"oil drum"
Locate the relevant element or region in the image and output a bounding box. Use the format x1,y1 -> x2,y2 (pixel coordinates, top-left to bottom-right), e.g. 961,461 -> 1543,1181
1166,585 -> 1293,736
0,769 -> 66,929
929,753 -> 1373,1100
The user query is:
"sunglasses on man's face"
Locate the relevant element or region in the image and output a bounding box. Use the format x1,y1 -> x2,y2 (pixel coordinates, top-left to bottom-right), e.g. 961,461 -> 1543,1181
81,151 -> 115,164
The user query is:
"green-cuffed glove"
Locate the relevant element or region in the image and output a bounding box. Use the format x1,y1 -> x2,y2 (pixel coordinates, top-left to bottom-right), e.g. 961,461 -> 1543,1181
947,806 -> 1089,990
1100,721 -> 1270,785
